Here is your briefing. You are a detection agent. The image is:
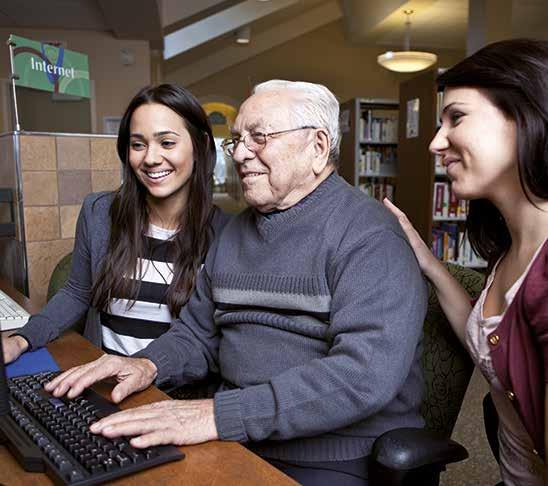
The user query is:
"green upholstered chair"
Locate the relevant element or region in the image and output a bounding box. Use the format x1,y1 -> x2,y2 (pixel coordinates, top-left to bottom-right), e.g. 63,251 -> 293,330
46,252 -> 85,334
370,263 -> 486,486
46,252 -> 73,302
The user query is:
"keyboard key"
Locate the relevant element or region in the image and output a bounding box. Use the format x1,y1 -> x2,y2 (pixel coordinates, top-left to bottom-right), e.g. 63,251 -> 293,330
90,463 -> 105,475
102,458 -> 119,472
49,397 -> 66,410
37,437 -> 49,448
68,443 -> 80,454
117,441 -> 130,451
144,449 -> 158,460
53,453 -> 65,466
115,453 -> 130,467
125,446 -> 144,464
65,469 -> 84,483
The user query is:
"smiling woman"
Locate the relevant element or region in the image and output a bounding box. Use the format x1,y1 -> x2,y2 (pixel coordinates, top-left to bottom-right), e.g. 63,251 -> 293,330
3,85 -> 230,394
385,39 -> 548,486
127,103 -> 195,223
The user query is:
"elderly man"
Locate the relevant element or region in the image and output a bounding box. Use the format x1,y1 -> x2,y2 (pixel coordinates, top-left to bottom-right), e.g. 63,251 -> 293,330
46,80 -> 427,485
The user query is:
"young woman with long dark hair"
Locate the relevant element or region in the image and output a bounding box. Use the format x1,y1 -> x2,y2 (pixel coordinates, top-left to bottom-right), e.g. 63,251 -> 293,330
385,39 -> 548,485
3,84 -> 229,370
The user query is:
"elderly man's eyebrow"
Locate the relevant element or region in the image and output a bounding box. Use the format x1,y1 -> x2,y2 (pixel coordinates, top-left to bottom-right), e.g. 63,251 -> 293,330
247,121 -> 265,132
231,121 -> 267,136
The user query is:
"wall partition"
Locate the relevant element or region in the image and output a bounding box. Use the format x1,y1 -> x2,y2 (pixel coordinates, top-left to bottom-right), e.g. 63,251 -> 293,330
0,131 -> 120,305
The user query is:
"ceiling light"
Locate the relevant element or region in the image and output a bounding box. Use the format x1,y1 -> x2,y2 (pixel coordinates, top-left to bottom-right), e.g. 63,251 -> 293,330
236,26 -> 251,44
377,10 -> 437,73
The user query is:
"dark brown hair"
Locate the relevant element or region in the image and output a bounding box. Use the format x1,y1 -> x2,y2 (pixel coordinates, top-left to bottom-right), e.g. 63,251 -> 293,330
437,39 -> 548,263
91,84 -> 216,316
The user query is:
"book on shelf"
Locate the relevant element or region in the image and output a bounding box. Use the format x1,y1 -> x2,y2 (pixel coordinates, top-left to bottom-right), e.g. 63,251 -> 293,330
448,189 -> 459,218
457,232 -> 488,268
359,179 -> 394,202
433,182 -> 468,219
359,110 -> 398,143
431,225 -> 487,268
358,146 -> 397,175
432,223 -> 458,262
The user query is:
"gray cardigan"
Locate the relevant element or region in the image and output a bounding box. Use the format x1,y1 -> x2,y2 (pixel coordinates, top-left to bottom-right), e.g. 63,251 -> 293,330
17,192 -> 229,351
135,173 -> 428,462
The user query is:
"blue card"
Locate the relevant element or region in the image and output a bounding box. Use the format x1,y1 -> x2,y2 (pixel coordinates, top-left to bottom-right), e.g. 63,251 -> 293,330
6,347 -> 60,378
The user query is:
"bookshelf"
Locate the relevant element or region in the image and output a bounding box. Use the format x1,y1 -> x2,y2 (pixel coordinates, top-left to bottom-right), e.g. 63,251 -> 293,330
395,69 -> 487,269
339,98 -> 399,202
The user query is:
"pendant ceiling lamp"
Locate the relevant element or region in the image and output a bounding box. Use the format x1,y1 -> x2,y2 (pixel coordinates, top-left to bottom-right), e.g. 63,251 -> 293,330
377,10 -> 437,73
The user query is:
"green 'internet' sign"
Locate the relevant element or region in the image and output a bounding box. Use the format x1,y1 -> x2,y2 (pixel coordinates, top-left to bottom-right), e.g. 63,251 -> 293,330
9,34 -> 90,99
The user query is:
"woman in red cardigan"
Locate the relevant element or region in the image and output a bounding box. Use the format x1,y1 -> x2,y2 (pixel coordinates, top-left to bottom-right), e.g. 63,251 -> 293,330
385,38 -> 548,486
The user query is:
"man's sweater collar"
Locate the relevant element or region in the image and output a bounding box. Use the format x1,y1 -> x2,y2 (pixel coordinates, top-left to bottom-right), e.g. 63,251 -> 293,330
253,171 -> 341,237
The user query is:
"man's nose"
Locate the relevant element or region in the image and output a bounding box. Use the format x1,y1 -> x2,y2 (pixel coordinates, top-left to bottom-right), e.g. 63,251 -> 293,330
231,138 -> 254,164
429,126 -> 450,155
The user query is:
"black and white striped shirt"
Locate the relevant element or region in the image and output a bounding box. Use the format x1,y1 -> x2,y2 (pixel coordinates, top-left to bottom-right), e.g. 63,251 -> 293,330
101,224 -> 177,356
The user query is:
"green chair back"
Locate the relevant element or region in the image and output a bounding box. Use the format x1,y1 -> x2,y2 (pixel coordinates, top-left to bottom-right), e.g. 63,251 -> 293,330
420,263 -> 485,437
47,253 -> 73,302
46,251 -> 84,334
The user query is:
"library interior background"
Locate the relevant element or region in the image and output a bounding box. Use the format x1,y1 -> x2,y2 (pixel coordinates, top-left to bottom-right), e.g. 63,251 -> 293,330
1,1 -> 546,485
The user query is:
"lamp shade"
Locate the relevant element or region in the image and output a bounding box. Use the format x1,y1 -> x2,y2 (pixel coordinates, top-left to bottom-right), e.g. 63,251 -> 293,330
377,50 -> 437,73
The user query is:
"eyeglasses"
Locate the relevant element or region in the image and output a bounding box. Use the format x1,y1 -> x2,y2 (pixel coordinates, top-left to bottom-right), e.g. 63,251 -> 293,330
221,125 -> 318,157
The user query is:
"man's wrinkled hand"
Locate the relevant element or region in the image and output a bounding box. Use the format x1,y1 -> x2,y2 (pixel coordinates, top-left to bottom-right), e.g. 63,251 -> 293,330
44,354 -> 158,403
90,399 -> 218,448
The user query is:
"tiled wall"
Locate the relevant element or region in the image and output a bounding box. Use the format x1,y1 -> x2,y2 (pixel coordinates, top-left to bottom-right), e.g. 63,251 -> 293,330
20,134 -> 121,306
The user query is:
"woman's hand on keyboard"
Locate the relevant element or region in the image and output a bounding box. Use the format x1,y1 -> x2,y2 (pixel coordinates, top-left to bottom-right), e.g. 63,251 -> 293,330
44,354 -> 158,403
1,335 -> 29,364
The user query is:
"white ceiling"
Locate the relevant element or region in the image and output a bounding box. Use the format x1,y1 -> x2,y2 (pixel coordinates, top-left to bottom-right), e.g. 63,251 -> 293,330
0,0 -> 107,30
0,0 -> 163,47
1,0 -> 547,80
373,0 -> 469,49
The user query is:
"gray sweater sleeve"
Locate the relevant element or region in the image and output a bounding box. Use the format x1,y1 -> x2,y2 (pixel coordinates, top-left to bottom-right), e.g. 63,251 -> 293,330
214,230 -> 427,443
16,197 -> 94,349
133,209 -> 231,384
133,254 -> 220,387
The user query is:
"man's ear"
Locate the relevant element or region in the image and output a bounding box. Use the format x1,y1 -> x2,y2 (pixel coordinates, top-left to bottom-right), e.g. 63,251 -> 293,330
312,129 -> 330,175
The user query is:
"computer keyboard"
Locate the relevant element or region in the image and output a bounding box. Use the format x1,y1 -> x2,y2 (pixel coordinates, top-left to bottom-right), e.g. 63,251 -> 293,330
0,288 -> 30,331
6,371 -> 184,485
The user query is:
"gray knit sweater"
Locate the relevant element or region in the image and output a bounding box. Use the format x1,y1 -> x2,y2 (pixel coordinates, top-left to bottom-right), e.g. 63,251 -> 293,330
136,173 -> 428,462
16,192 -> 229,351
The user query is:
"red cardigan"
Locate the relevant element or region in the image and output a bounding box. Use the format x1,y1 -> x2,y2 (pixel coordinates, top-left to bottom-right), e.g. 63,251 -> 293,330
488,240 -> 548,458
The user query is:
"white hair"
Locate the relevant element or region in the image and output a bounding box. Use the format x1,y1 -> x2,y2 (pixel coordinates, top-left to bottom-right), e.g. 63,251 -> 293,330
252,79 -> 341,165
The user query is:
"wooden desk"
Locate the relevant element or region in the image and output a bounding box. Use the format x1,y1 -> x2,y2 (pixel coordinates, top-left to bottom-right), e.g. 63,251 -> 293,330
0,278 -> 297,485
